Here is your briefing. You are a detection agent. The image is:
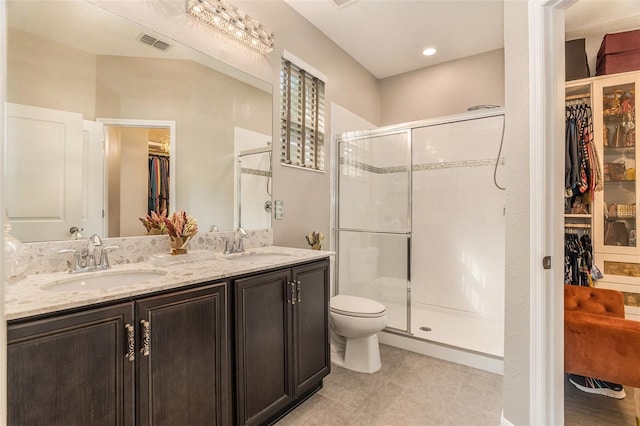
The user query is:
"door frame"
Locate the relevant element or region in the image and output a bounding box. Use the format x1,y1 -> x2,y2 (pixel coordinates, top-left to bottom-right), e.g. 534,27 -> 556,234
97,118 -> 176,229
528,0 -> 576,424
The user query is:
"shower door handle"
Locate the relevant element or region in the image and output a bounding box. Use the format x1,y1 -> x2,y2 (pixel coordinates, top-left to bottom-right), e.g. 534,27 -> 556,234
407,235 -> 412,283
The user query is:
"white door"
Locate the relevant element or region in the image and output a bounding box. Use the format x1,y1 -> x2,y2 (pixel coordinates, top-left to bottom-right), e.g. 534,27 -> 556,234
81,119 -> 105,238
5,103 -> 84,242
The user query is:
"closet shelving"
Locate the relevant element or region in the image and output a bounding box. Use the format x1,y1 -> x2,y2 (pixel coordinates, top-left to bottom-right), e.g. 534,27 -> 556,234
567,71 -> 640,300
593,73 -> 639,258
564,83 -> 594,232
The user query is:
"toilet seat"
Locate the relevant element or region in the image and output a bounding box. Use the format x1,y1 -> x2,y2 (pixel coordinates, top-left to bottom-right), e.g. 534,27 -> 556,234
330,295 -> 386,318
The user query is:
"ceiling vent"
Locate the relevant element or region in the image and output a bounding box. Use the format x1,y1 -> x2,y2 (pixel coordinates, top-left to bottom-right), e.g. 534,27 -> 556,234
138,34 -> 171,51
331,0 -> 359,8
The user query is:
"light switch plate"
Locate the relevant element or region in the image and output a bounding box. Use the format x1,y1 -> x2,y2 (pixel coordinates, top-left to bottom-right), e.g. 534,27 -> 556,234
274,200 -> 284,219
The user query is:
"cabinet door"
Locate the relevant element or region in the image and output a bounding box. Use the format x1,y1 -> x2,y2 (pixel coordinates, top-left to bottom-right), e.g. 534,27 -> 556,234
136,283 -> 229,426
8,303 -> 135,426
594,73 -> 640,256
234,269 -> 294,426
292,261 -> 331,395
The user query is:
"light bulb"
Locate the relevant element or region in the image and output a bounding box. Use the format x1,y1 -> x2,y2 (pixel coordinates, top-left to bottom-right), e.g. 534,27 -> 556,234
422,47 -> 437,56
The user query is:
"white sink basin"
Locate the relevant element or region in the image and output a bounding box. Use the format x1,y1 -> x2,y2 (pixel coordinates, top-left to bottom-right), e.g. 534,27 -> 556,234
44,270 -> 167,292
226,252 -> 292,262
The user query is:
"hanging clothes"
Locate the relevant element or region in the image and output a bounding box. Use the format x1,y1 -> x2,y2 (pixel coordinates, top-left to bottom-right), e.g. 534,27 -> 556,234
148,154 -> 170,215
564,98 -> 599,287
564,231 -> 593,287
565,101 -> 602,211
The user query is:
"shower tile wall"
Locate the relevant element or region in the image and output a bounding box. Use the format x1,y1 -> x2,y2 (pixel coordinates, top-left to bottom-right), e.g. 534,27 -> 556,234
411,116 -> 505,318
338,133 -> 410,232
337,113 -> 505,354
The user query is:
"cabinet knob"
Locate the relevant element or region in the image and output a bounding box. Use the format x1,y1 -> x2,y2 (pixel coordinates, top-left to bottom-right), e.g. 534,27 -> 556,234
125,323 -> 135,362
140,320 -> 151,356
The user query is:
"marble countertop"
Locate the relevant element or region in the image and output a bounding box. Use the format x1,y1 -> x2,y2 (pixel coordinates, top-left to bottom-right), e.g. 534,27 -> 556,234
6,246 -> 332,321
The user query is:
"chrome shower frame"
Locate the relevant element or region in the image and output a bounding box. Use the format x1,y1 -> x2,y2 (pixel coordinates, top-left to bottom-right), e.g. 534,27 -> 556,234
333,108 -> 506,338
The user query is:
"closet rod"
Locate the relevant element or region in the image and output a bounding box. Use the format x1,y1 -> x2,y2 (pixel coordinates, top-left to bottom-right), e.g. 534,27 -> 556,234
564,223 -> 591,229
565,93 -> 591,101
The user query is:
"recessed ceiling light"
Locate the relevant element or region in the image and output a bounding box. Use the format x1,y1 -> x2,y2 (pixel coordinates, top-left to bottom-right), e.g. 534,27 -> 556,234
422,47 -> 437,56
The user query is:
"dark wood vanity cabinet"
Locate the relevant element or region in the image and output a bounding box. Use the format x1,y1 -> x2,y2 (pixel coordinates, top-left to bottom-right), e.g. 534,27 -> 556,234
7,258 -> 330,426
136,283 -> 229,425
234,260 -> 330,426
8,303 -> 134,426
7,282 -> 229,426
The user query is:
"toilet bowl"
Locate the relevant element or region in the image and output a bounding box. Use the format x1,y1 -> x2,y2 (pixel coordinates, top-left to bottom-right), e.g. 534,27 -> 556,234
330,295 -> 388,373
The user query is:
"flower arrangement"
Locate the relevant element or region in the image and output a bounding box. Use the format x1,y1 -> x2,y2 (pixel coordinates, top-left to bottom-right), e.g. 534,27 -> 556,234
305,231 -> 324,250
140,209 -> 198,254
139,209 -> 169,235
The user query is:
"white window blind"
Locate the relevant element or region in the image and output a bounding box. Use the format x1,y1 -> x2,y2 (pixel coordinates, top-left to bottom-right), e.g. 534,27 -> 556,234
280,57 -> 325,171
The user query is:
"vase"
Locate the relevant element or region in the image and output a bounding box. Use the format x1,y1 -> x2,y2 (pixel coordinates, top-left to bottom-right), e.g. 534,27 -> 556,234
311,243 -> 321,250
170,235 -> 191,255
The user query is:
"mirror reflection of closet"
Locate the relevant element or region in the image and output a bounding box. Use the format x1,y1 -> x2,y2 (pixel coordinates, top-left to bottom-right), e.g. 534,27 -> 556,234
104,124 -> 173,238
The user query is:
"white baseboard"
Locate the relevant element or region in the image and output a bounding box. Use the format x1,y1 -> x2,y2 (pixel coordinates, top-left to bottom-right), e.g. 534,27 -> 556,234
500,410 -> 515,426
379,330 -> 504,375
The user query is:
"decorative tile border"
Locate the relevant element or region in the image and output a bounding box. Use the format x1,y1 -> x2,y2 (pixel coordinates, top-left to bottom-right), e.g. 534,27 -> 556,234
340,157 -> 505,174
241,167 -> 271,178
413,158 -> 505,171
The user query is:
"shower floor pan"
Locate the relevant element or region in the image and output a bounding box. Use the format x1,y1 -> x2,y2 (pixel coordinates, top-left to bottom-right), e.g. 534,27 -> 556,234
383,299 -> 504,357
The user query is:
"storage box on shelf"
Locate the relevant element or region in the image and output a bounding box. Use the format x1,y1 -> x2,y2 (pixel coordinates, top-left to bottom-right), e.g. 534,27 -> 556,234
597,29 -> 640,76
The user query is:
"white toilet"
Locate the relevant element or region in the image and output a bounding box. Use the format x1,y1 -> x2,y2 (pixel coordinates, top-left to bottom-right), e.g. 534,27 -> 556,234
329,295 -> 388,373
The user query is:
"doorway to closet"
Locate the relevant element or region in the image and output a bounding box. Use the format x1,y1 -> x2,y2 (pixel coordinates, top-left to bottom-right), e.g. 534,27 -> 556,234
100,119 -> 176,238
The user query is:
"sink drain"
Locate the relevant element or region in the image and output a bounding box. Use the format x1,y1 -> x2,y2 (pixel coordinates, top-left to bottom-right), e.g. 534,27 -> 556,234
419,326 -> 432,332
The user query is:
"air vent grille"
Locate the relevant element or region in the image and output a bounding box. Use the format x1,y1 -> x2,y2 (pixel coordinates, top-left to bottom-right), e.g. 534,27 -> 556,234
138,34 -> 171,51
332,0 -> 359,8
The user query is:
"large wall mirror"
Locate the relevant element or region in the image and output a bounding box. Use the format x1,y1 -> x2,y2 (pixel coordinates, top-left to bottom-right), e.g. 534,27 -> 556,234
6,0 -> 273,242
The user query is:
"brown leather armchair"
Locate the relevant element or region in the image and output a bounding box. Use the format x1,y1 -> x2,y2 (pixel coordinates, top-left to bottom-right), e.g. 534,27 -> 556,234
564,285 -> 640,422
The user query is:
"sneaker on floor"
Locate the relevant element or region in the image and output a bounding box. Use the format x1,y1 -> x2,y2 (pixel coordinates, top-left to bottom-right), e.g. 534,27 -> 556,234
568,374 -> 626,399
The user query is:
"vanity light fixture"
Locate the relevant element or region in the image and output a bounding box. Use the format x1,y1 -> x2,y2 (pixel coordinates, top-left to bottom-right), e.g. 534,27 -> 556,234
186,0 -> 275,54
422,47 -> 437,56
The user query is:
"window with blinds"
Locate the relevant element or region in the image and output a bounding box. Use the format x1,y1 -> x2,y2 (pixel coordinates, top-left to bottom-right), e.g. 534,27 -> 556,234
280,58 -> 325,171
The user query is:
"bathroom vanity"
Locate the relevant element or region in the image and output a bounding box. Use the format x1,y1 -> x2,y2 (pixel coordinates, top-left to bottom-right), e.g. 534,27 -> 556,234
6,247 -> 330,426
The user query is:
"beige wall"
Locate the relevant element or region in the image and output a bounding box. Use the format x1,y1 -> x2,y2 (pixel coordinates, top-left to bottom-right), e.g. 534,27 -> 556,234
379,49 -> 505,125
96,55 -> 271,231
7,28 -> 96,119
106,126 -> 121,238
93,0 -> 382,249
246,1 -> 382,248
118,127 -> 149,237
502,1 -> 531,424
8,25 -> 272,234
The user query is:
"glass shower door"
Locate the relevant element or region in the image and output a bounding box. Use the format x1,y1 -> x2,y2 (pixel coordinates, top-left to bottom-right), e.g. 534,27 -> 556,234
336,130 -> 411,332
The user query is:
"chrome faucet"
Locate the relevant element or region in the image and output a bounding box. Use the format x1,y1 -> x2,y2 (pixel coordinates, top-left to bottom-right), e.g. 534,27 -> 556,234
57,234 -> 119,273
213,227 -> 248,254
87,234 -> 102,268
235,227 -> 247,253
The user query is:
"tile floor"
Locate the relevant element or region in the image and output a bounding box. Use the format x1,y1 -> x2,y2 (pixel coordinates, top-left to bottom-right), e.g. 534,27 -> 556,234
277,344 -> 637,425
277,344 -> 502,425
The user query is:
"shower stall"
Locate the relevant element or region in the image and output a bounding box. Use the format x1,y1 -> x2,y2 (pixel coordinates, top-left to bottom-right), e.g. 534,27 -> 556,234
335,109 -> 505,357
